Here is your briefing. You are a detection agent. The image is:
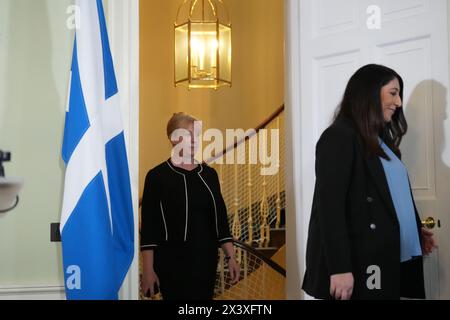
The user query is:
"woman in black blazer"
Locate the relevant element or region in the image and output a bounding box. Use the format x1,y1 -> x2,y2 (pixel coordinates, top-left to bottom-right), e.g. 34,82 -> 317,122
140,113 -> 240,300
302,64 -> 437,300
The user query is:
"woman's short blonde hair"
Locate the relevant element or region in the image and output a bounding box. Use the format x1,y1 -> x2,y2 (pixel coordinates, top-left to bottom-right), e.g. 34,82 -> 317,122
166,112 -> 198,139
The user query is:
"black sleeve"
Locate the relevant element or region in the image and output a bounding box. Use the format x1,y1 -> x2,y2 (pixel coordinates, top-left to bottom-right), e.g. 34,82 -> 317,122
211,168 -> 234,245
315,126 -> 354,275
140,169 -> 164,251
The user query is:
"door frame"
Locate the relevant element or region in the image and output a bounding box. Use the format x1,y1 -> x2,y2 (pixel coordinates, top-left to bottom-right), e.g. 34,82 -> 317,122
285,0 -> 307,300
107,0 -> 140,300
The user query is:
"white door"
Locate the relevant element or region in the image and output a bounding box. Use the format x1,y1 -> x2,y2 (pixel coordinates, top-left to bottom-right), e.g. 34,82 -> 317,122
285,0 -> 450,299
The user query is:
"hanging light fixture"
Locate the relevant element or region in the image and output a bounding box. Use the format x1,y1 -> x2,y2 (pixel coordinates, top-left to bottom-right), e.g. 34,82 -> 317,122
174,0 -> 232,89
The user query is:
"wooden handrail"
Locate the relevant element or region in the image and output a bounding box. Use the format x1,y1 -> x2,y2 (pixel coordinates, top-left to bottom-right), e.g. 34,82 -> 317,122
139,104 -> 285,208
232,240 -> 286,277
205,104 -> 285,163
255,104 -> 285,132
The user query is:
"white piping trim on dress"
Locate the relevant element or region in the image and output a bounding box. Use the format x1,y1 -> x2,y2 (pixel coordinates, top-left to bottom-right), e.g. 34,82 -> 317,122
197,169 -> 220,237
166,160 -> 189,241
219,237 -> 233,242
160,201 -> 169,241
182,176 -> 188,241
166,160 -> 184,175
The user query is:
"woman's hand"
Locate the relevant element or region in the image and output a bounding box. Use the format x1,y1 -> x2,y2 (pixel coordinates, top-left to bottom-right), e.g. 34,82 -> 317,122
330,273 -> 354,300
227,257 -> 241,284
421,228 -> 438,255
221,242 -> 241,284
141,268 -> 160,298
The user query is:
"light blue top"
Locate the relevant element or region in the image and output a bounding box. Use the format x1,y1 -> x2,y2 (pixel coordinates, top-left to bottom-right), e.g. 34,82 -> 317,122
379,139 -> 422,262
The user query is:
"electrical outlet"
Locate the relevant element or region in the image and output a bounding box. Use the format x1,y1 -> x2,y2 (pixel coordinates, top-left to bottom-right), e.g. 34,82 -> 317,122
50,223 -> 61,242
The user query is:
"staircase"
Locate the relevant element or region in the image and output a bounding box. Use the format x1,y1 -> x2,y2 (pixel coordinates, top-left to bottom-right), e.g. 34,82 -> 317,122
251,208 -> 286,260
256,230 -> 286,260
208,105 -> 286,250
139,105 -> 286,300
208,106 -> 287,299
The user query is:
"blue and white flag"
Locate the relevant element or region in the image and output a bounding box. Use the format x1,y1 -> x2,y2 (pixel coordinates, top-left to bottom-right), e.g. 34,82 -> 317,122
60,0 -> 134,300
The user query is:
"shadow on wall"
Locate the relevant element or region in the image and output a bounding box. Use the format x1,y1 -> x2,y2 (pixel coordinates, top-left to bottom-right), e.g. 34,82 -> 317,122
404,80 -> 450,299
404,80 -> 449,192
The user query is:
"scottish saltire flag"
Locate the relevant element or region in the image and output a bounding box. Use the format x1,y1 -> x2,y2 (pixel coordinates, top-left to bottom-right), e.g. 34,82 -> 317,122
60,0 -> 134,300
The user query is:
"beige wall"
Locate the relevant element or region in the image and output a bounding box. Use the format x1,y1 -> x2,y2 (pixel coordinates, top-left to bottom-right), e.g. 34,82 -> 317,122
139,0 -> 285,192
208,0 -> 285,131
0,0 -> 73,287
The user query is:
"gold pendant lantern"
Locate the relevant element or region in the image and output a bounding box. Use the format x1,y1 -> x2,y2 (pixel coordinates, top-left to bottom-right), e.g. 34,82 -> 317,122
175,0 -> 232,89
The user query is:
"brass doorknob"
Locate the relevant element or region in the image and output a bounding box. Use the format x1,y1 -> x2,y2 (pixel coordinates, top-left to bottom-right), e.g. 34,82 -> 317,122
422,217 -> 436,229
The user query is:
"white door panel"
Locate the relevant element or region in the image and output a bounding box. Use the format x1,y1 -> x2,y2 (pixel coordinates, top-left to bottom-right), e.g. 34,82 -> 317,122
286,0 -> 450,299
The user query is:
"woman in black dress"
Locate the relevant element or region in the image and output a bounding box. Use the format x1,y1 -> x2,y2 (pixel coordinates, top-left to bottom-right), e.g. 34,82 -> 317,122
140,112 -> 240,300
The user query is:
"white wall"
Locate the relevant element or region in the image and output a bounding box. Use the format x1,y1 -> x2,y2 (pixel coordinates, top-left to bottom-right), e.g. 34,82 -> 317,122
0,0 -> 140,300
0,0 -> 73,297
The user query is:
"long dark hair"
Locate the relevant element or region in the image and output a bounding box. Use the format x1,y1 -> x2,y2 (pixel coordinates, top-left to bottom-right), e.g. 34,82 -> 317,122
334,64 -> 407,159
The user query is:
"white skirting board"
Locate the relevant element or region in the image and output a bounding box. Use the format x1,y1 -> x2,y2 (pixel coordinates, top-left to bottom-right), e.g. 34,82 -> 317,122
0,286 -> 66,300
